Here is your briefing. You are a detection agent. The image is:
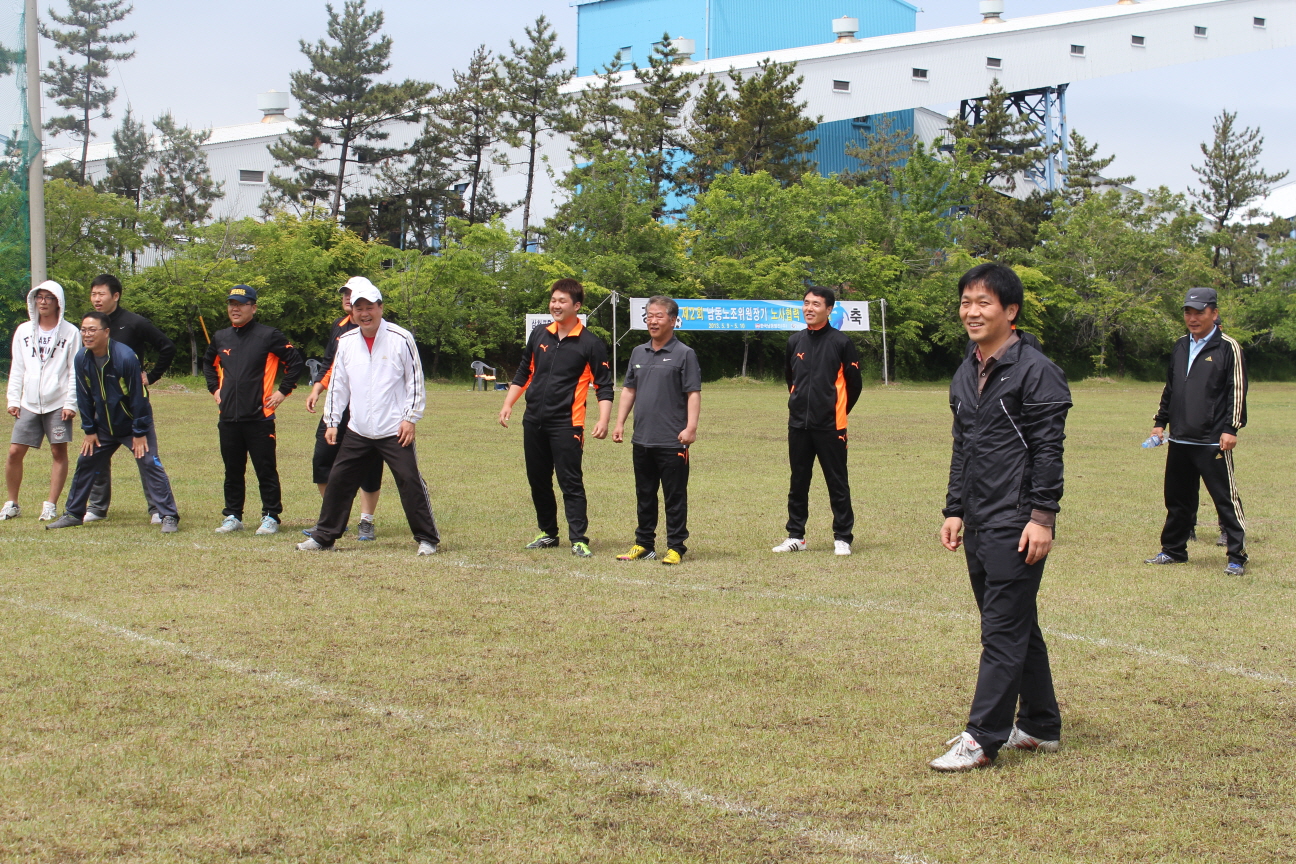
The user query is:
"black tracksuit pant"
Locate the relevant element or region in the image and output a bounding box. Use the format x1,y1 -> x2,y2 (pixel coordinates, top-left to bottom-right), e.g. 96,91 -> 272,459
311,433 -> 439,547
524,423 -> 589,545
1160,442 -> 1247,565
219,418 -> 282,521
786,427 -> 854,544
64,434 -> 179,520
86,425 -> 160,517
963,525 -> 1061,759
313,409 -> 383,491
632,443 -> 689,555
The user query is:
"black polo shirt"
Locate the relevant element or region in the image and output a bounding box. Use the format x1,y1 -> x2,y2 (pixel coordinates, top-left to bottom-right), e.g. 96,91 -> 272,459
623,336 -> 702,447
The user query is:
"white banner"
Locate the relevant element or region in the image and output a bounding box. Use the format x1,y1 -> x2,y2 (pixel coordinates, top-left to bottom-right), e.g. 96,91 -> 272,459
524,313 -> 588,339
629,298 -> 869,331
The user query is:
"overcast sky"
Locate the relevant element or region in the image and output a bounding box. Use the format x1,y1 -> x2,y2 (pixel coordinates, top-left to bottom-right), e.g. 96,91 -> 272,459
40,0 -> 1294,199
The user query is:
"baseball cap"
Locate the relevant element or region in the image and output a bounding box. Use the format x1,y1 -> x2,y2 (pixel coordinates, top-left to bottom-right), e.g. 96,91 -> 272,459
342,275 -> 377,297
1183,287 -> 1217,310
227,285 -> 257,304
348,279 -> 382,305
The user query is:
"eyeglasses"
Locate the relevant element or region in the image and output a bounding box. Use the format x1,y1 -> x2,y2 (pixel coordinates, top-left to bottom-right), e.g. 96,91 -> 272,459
80,327 -> 104,334
34,294 -> 57,302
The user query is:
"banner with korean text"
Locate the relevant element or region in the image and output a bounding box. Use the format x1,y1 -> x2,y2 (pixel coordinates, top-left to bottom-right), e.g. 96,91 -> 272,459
629,298 -> 869,331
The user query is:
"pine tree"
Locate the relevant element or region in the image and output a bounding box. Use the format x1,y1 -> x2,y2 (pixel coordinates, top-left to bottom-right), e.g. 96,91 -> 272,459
724,59 -> 818,183
946,79 -> 1056,192
146,113 -> 223,226
842,113 -> 913,188
39,0 -> 135,185
98,106 -> 149,206
624,34 -> 698,217
269,0 -> 431,219
1062,130 -> 1133,203
1191,109 -> 1288,267
675,73 -> 731,198
436,45 -> 510,225
569,54 -> 628,160
500,15 -> 573,250
371,122 -> 459,251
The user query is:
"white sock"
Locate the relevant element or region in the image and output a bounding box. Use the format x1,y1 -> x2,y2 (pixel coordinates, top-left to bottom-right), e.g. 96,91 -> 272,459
361,513 -> 374,522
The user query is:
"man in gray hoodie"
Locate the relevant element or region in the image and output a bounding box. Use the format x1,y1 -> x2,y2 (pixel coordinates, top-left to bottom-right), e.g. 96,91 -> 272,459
3,281 -> 80,522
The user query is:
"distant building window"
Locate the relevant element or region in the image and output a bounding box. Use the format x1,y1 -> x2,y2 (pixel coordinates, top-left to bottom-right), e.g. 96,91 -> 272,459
1194,26 -> 1207,37
911,68 -> 928,80
986,57 -> 1001,69
1131,35 -> 1145,47
1070,44 -> 1085,56
832,79 -> 850,92
239,170 -> 265,183
619,45 -> 632,63
1253,17 -> 1265,28
453,182 -> 469,194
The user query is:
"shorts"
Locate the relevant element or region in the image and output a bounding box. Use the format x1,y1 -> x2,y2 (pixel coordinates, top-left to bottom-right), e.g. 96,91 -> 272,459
11,408 -> 73,449
312,411 -> 383,492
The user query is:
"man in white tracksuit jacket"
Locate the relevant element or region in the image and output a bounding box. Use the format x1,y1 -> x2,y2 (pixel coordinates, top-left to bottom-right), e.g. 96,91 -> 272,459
297,281 -> 440,556
3,281 -> 80,521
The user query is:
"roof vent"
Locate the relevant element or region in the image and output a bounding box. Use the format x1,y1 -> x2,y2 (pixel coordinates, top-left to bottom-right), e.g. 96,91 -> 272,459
257,90 -> 290,123
832,17 -> 859,42
669,37 -> 696,62
979,0 -> 1004,23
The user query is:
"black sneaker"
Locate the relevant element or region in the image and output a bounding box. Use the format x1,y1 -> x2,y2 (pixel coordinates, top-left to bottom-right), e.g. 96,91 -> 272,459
1225,562 -> 1246,576
357,519 -> 376,541
1144,552 -> 1184,565
525,533 -> 560,550
1216,533 -> 1227,548
302,524 -> 348,537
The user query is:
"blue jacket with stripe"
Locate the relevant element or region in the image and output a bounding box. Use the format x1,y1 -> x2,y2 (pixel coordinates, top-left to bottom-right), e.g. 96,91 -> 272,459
75,340 -> 152,438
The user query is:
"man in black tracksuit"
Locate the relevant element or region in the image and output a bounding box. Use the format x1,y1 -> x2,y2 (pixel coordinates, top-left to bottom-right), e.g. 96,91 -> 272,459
499,279 -> 613,557
773,286 -> 863,555
201,285 -> 304,534
932,263 -> 1071,772
86,273 -> 177,521
1145,287 -> 1248,575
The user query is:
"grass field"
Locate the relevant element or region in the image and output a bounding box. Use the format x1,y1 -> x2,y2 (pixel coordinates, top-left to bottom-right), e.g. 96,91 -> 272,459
1,377 -> 1293,863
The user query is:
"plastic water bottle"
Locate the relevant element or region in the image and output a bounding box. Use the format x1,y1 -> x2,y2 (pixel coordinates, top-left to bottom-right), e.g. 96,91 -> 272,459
1141,434 -> 1163,449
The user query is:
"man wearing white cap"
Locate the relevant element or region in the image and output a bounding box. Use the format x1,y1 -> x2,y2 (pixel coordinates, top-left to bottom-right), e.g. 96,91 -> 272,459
298,282 -> 440,555
303,276 -> 385,539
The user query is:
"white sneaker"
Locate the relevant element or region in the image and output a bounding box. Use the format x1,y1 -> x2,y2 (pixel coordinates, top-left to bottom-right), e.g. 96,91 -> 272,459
0,501 -> 18,520
1005,726 -> 1061,753
929,732 -> 993,772
82,511 -> 106,523
214,515 -> 243,534
255,515 -> 279,535
150,513 -> 162,525
834,540 -> 852,556
39,501 -> 58,521
417,541 -> 438,556
296,537 -> 333,551
772,538 -> 807,553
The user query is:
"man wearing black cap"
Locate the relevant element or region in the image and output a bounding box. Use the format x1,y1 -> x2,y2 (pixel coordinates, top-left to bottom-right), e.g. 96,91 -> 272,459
202,286 -> 304,536
1145,287 -> 1249,576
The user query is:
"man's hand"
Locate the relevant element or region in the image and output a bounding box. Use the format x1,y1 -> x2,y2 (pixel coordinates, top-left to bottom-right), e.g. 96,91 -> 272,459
324,427 -> 338,445
678,426 -> 697,446
612,423 -> 625,443
265,390 -> 286,412
1151,426 -> 1164,441
592,418 -> 608,440
498,404 -> 512,428
1220,432 -> 1237,451
61,409 -> 76,421
305,383 -> 325,413
1019,521 -> 1053,565
940,517 -> 964,552
212,390 -> 222,405
80,433 -> 99,457
7,406 -> 19,418
141,372 -> 149,388
131,436 -> 149,459
397,420 -> 416,447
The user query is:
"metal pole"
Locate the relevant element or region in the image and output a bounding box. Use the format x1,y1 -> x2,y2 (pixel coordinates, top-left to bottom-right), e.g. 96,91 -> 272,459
25,0 -> 46,286
705,0 -> 711,59
611,291 -> 618,391
879,299 -> 888,386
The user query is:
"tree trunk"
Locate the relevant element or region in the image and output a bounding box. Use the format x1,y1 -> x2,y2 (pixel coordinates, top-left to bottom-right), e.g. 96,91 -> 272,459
431,340 -> 442,379
331,137 -> 351,220
740,334 -> 751,378
521,126 -> 538,250
187,317 -> 199,377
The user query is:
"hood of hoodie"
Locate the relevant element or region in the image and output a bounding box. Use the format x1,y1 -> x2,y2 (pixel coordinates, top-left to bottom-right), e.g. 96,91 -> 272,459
27,280 -> 68,327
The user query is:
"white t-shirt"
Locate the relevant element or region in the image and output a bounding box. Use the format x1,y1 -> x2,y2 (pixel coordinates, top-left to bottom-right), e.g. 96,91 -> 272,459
37,324 -> 57,362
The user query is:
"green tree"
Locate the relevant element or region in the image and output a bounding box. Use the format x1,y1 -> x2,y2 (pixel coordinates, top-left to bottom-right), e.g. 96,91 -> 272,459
1061,130 -> 1133,204
842,113 -> 913,188
624,35 -> 698,217
269,0 -> 431,219
365,123 -> 458,251
500,14 -> 572,250
39,0 -> 135,185
43,178 -> 156,299
145,112 -> 223,226
675,73 -> 730,198
98,106 -> 149,206
569,54 -> 627,161
437,45 -> 510,225
1191,109 -> 1288,272
723,59 -> 818,183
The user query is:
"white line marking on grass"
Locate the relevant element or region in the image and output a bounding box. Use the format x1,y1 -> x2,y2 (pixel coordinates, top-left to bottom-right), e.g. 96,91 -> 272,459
1,595 -> 934,864
434,557 -> 1296,688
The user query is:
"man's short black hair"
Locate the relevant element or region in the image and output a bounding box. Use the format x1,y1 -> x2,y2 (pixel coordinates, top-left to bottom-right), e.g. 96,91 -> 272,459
90,274 -> 123,297
646,295 -> 678,317
804,285 -> 836,307
551,278 -> 584,307
958,263 -> 1024,324
81,310 -> 111,330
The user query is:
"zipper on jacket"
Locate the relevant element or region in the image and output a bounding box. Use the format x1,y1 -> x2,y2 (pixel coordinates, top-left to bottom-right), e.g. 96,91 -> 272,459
94,355 -> 115,437
1001,399 -> 1026,448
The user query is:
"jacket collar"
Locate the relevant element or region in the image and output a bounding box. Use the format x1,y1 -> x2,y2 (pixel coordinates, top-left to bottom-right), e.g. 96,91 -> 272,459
546,318 -> 584,339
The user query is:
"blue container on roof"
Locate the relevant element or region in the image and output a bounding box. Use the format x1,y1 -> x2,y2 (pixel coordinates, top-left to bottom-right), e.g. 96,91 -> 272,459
575,0 -> 918,76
